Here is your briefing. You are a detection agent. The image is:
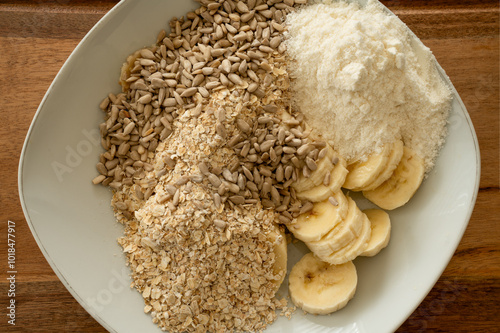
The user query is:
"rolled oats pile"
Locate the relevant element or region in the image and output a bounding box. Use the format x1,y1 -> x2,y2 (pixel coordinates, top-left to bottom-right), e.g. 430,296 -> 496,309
92,0 -> 318,332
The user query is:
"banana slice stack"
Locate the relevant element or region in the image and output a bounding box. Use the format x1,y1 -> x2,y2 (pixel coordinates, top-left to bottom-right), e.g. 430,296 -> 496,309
283,141 -> 426,315
288,144 -> 375,265
288,253 -> 357,315
289,194 -> 372,265
287,205 -> 392,315
343,140 -> 425,210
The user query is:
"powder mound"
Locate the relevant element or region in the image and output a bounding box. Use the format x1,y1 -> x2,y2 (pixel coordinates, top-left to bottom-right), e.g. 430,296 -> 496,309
284,0 -> 452,171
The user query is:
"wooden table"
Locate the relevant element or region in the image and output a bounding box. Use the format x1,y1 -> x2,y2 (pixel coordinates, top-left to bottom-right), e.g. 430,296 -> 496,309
0,0 -> 498,332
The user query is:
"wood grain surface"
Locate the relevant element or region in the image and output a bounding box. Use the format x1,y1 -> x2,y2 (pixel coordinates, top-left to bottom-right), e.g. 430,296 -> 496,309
0,0 -> 498,332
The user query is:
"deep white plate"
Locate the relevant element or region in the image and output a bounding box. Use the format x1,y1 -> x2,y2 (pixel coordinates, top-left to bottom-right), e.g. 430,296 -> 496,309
19,0 -> 480,332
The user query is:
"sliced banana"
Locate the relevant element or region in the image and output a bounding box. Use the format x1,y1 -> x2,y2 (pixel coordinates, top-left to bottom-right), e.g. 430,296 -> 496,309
362,140 -> 404,191
324,212 -> 371,265
268,224 -> 288,292
288,252 -> 357,315
343,143 -> 392,191
295,157 -> 348,202
306,196 -> 364,258
289,191 -> 349,243
295,181 -> 333,202
292,147 -> 335,193
363,146 -> 425,210
328,155 -> 348,193
361,209 -> 391,257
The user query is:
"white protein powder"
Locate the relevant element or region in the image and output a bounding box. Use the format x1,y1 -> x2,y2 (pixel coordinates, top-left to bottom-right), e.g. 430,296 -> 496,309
285,0 -> 452,171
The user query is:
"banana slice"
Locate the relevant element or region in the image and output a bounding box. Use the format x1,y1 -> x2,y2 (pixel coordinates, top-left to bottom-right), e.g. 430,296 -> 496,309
361,209 -> 391,257
363,146 -> 425,210
289,191 -> 348,243
292,147 -> 335,193
295,157 -> 348,202
362,140 -> 404,191
328,155 -> 348,193
288,252 -> 357,315
295,181 -> 333,202
343,143 -> 392,191
268,224 -> 288,292
305,196 -> 364,258
324,212 -> 371,265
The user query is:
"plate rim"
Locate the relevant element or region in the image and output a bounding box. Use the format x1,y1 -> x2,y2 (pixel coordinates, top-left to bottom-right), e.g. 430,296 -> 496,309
17,1 -> 128,332
17,0 -> 481,332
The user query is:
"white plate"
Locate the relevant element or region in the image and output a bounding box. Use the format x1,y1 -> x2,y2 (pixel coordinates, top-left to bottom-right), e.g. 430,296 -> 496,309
19,0 -> 480,332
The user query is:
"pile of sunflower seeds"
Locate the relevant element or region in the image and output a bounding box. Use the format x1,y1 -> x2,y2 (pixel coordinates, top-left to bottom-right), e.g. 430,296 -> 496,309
93,0 -> 322,222
201,106 -> 327,223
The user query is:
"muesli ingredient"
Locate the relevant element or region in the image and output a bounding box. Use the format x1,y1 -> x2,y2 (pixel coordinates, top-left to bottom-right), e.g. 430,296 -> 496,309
360,209 -> 391,257
343,139 -> 404,191
95,0 -> 314,331
284,0 -> 452,170
362,146 -> 426,210
288,252 -> 357,315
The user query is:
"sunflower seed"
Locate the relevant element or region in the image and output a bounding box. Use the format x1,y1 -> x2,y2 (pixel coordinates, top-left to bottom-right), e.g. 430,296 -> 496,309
198,162 -> 210,175
213,193 -> 222,210
260,139 -> 275,152
270,36 -> 281,49
328,196 -> 339,206
229,195 -> 245,205
216,123 -> 227,138
222,169 -> 235,182
228,73 -> 243,85
318,147 -> 328,160
92,175 -> 106,184
305,157 -> 317,171
323,172 -> 331,186
278,215 -> 291,224
172,189 -> 180,206
299,201 -> 314,214
214,219 -> 227,229
175,176 -> 189,186
208,173 -> 222,188
262,199 -> 275,208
